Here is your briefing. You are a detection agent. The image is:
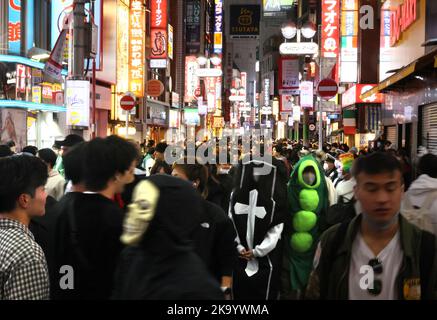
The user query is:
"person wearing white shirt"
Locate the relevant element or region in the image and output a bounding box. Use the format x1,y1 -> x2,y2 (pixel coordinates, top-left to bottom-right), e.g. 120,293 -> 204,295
37,148 -> 65,201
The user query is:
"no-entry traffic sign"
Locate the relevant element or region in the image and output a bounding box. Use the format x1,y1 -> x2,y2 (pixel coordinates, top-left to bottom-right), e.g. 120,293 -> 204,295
317,78 -> 338,100
120,93 -> 136,111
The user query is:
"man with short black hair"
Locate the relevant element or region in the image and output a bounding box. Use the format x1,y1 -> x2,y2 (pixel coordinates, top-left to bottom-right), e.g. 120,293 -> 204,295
53,134 -> 85,177
306,152 -> 437,300
51,136 -> 139,299
0,155 -> 50,299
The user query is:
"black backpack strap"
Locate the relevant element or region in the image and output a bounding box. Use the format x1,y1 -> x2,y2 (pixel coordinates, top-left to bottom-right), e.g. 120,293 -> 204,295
420,231 -> 435,300
319,221 -> 350,299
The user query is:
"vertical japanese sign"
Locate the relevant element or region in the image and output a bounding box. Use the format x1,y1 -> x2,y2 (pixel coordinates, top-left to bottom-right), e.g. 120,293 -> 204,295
340,0 -> 358,82
214,0 -> 223,54
117,3 -> 129,93
168,24 -> 174,60
184,56 -> 200,103
129,0 -> 145,97
186,0 -> 201,54
300,81 -> 314,110
8,0 -> 21,54
322,0 -> 340,58
151,0 -> 168,64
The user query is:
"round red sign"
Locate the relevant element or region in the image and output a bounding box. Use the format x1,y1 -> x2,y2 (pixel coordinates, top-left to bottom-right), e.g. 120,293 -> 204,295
317,78 -> 338,100
120,93 -> 136,111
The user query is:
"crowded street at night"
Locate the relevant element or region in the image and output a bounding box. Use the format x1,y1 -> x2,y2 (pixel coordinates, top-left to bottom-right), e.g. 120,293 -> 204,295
1,0 -> 437,308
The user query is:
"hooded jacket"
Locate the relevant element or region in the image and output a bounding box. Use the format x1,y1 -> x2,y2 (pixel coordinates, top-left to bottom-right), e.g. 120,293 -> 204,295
403,174 -> 437,235
113,175 -> 223,300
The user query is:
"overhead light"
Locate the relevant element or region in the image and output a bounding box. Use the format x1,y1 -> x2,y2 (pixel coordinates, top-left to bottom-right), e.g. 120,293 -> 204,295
27,47 -> 51,61
197,56 -> 207,66
210,56 -> 222,66
281,22 -> 297,40
301,21 -> 317,39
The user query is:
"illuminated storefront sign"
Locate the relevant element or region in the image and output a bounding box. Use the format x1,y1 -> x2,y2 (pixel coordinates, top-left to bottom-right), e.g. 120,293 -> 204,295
340,0 -> 358,83
129,0 -> 145,97
66,80 -> 90,128
214,0 -> 223,54
9,0 -> 21,54
263,0 -> 294,17
151,0 -> 168,67
390,0 -> 418,47
184,56 -> 200,103
278,57 -> 299,93
322,0 -> 340,58
117,3 -> 129,93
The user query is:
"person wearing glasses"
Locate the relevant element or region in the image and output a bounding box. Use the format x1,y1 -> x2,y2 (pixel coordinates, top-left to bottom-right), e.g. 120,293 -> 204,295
305,152 -> 437,300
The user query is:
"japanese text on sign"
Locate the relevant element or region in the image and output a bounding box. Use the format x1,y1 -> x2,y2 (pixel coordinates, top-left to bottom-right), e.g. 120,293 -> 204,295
322,0 -> 340,58
129,0 -> 145,97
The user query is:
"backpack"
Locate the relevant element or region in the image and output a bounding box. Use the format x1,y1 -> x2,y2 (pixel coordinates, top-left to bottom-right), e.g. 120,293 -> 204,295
320,196 -> 356,233
320,220 -> 436,300
402,191 -> 437,235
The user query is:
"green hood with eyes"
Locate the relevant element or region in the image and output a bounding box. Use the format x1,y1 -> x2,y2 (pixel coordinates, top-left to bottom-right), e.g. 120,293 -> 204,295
285,154 -> 329,291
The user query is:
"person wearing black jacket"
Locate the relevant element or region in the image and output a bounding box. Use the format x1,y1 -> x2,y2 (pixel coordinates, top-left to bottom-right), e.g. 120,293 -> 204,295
172,159 -> 237,297
50,136 -> 139,299
113,175 -> 223,300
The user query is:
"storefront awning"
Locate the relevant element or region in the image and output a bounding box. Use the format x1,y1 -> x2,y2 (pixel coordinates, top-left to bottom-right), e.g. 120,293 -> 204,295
0,100 -> 66,112
360,48 -> 437,100
0,55 -> 68,76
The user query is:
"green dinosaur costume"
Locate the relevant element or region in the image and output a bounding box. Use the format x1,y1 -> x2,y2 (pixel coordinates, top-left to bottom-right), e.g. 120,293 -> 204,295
284,155 -> 329,292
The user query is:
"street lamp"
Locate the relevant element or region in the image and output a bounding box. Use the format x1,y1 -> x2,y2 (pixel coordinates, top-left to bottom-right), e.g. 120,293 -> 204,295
281,22 -> 297,40
301,21 -> 317,39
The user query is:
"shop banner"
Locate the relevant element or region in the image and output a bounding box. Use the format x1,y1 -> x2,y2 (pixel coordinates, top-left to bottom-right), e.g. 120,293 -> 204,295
150,0 -> 167,61
322,0 -> 340,58
300,81 -> 314,110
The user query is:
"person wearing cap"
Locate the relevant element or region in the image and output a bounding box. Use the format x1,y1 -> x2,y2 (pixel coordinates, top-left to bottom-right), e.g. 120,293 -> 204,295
53,134 -> 84,178
324,156 -> 338,183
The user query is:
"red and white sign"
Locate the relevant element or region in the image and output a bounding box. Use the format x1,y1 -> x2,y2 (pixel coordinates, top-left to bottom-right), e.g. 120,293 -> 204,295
322,0 -> 340,58
342,84 -> 384,108
317,78 -> 338,100
120,93 -> 136,111
151,0 -> 168,62
280,95 -> 293,112
390,0 -> 417,47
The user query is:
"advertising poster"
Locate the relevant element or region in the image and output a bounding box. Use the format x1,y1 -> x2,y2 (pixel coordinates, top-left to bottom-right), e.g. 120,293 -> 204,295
66,80 -> 90,128
0,108 -> 27,151
8,0 -> 21,54
278,57 -> 299,92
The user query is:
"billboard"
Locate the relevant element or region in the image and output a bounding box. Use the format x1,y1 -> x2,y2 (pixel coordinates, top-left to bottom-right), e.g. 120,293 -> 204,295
186,0 -> 201,54
263,0 -> 294,17
0,108 -> 27,151
230,5 -> 260,37
151,0 -> 168,66
51,0 -> 102,69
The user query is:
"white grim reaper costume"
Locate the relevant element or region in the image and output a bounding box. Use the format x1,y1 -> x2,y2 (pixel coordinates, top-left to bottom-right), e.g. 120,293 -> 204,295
229,156 -> 288,300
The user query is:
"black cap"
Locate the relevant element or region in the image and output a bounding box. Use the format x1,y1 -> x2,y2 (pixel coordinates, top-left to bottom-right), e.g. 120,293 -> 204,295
57,134 -> 84,148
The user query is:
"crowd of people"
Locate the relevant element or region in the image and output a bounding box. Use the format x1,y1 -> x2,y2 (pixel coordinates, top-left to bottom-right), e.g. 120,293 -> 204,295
0,134 -> 437,300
